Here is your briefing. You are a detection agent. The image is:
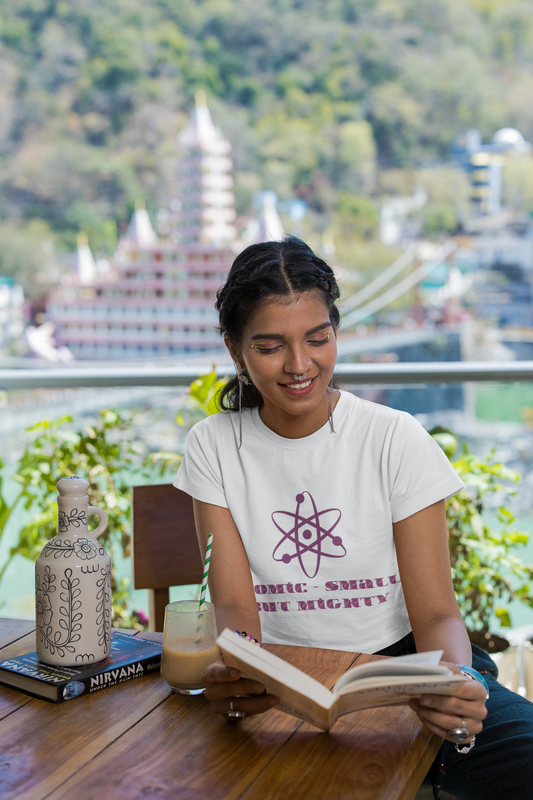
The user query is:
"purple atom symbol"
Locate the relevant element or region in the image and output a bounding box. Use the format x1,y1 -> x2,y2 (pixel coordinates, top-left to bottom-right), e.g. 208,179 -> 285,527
271,491 -> 346,578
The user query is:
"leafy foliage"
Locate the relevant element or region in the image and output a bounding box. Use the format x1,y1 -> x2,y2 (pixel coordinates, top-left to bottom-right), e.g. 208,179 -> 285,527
431,428 -> 533,635
0,220 -> 60,300
0,410 -> 146,626
0,371 -> 224,626
184,366 -> 227,418
2,0 -> 533,286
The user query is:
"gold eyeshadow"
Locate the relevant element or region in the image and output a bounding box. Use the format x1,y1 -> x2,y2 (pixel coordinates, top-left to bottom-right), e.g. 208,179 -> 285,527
308,330 -> 331,343
250,330 -> 331,351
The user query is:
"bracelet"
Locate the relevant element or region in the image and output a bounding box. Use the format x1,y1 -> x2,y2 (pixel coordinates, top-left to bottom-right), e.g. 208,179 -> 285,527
234,630 -> 262,647
455,735 -> 476,754
457,665 -> 489,698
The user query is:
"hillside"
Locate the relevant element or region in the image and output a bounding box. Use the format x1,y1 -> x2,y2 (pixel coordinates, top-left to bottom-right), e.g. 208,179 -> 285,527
1,0 -> 533,293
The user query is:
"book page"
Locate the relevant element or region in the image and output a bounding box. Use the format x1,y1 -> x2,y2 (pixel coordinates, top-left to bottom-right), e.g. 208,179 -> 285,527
332,649 -> 445,694
332,675 -> 465,723
217,629 -> 334,730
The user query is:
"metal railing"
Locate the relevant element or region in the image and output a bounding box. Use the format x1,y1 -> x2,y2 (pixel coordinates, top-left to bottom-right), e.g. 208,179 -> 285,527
0,361 -> 533,389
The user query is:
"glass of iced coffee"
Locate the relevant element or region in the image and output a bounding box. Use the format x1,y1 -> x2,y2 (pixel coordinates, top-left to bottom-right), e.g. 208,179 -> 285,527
161,600 -> 220,695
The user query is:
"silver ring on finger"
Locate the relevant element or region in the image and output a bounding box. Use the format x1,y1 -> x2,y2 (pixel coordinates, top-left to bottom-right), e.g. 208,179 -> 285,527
227,699 -> 247,721
448,718 -> 470,742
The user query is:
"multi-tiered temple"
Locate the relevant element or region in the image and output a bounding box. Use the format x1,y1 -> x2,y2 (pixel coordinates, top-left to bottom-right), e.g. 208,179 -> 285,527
47,96 -> 238,360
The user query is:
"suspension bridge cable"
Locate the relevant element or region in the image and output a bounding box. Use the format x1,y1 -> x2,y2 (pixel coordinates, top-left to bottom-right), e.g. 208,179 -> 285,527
341,240 -> 456,330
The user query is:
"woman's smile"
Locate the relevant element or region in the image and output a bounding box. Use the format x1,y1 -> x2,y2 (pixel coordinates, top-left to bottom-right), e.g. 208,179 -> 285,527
279,375 -> 317,395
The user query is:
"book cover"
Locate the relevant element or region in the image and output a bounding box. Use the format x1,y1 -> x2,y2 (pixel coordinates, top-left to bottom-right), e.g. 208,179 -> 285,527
0,631 -> 162,703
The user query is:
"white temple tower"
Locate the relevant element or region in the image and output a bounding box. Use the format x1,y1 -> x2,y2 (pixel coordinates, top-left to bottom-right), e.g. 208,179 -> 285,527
171,91 -> 237,245
125,201 -> 158,248
256,191 -> 284,243
76,233 -> 97,285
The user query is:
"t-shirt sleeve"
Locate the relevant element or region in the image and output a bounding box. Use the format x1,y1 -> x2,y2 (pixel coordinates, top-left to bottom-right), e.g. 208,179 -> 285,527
387,413 -> 464,523
173,420 -> 229,509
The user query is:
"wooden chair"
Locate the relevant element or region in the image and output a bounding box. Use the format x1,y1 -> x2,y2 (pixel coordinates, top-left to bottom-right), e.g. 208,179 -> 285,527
131,483 -> 203,631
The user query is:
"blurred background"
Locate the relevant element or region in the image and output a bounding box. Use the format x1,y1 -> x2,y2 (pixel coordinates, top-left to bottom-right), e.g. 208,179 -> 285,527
2,0 -> 533,647
2,0 -> 533,373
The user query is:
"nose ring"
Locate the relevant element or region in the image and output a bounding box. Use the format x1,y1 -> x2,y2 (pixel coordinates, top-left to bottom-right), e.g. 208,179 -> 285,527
293,371 -> 308,381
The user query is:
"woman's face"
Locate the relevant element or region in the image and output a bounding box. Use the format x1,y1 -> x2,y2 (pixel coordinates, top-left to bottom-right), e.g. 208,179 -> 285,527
229,290 -> 337,437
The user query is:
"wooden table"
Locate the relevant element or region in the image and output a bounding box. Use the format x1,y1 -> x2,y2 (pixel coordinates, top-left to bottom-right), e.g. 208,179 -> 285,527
0,618 -> 441,800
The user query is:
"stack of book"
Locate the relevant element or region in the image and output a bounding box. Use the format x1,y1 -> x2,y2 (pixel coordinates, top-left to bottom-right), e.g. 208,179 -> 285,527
0,631 -> 162,703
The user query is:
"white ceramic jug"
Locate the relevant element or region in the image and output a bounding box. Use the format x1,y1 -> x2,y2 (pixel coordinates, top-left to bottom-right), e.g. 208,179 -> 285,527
35,476 -> 111,666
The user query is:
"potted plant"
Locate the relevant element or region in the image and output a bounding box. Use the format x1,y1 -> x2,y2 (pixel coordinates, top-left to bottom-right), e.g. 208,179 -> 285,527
431,427 -> 533,695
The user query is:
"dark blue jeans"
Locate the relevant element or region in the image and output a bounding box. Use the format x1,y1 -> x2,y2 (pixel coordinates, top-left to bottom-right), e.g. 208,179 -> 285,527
376,636 -> 533,800
431,644 -> 533,800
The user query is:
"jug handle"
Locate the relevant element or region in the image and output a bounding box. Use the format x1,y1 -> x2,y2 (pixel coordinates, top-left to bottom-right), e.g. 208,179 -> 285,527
87,506 -> 109,539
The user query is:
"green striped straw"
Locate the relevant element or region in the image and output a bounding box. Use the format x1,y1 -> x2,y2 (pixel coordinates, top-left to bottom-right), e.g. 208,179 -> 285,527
196,533 -> 213,643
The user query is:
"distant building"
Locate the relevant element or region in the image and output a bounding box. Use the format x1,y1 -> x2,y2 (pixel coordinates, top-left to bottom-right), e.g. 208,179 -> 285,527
0,277 -> 25,351
451,128 -> 532,216
47,95 -> 239,360
256,191 -> 284,242
241,191 -> 285,245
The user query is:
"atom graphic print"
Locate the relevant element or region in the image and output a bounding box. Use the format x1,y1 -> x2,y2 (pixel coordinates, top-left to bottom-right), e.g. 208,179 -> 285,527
271,491 -> 346,578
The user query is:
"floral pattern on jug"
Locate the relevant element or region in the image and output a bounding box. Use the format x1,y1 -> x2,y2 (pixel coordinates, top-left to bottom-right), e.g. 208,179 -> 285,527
35,476 -> 111,667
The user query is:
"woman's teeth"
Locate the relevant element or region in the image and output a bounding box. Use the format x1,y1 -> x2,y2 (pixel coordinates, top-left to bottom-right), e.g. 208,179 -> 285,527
286,379 -> 312,390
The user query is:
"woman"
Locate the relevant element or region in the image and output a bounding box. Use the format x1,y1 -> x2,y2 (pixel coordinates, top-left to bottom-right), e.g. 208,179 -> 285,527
175,236 -> 533,800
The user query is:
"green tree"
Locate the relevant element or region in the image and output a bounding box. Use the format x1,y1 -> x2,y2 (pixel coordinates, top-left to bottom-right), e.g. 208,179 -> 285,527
0,220 -> 60,300
417,166 -> 470,237
2,0 -> 533,264
503,153 -> 533,213
335,191 -> 379,240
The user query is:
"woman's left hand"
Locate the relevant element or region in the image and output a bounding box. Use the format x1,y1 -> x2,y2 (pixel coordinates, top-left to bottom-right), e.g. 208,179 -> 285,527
409,661 -> 488,744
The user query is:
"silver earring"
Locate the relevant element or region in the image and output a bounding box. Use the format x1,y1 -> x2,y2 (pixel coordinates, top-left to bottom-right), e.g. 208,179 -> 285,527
237,363 -> 250,449
292,371 -> 308,381
327,385 -> 335,434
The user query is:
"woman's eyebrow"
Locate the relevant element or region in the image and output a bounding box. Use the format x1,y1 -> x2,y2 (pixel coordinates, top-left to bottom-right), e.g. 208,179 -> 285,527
250,323 -> 331,341
305,322 -> 332,335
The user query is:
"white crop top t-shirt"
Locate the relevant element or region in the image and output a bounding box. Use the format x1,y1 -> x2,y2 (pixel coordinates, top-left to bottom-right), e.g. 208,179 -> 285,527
174,391 -> 464,653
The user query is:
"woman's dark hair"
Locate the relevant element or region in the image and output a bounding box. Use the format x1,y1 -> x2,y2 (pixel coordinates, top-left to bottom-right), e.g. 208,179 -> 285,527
215,236 -> 340,411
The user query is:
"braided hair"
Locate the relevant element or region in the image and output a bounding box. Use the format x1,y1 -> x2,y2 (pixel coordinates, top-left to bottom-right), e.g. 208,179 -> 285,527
216,236 -> 340,411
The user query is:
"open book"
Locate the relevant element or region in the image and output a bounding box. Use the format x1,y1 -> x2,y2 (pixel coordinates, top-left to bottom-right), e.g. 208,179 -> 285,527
217,629 -> 466,731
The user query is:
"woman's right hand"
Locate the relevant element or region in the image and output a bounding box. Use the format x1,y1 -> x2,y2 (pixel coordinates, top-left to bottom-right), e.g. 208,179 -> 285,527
202,659 -> 280,718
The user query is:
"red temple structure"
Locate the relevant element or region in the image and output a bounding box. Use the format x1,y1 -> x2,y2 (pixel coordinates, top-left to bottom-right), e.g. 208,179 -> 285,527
47,95 -> 239,360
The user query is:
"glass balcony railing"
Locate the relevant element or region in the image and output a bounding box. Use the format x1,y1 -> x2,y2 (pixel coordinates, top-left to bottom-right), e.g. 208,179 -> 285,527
0,360 -> 532,389
1,361 -> 532,638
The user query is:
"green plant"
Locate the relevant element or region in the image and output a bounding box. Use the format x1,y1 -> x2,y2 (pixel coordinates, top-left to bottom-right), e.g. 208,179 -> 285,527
0,410 -> 145,626
179,366 -> 227,420
0,371 -> 227,625
431,428 -> 533,636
